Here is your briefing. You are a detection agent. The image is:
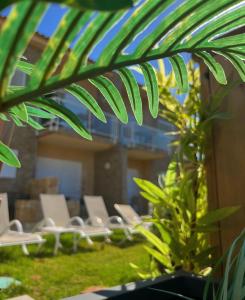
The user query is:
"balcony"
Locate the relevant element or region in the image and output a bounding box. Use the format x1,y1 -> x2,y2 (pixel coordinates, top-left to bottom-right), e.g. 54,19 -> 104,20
41,96 -> 171,153
120,123 -> 172,152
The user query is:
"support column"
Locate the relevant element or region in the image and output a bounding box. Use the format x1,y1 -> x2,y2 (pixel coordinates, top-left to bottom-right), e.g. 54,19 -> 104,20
94,146 -> 127,214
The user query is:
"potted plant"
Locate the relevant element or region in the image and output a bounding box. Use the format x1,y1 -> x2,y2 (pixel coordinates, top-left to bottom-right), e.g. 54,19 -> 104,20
62,229 -> 244,300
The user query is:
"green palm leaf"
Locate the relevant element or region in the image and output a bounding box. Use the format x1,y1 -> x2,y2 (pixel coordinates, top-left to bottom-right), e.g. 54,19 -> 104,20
28,9 -> 89,87
196,52 -> 227,85
0,0 -> 244,146
27,117 -> 44,130
216,51 -> 245,82
8,103 -> 28,122
0,0 -> 133,12
140,63 -> 159,118
0,2 -> 47,98
0,141 -> 20,167
89,76 -> 128,123
66,84 -> 106,122
31,98 -> 92,140
117,68 -> 143,125
169,55 -> 189,93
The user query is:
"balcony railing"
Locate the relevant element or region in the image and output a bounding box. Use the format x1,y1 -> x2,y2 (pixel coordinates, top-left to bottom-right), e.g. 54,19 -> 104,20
120,123 -> 171,152
42,97 -> 171,152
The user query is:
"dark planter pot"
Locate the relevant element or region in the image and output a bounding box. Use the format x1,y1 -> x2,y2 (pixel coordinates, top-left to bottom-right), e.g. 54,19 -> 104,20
63,272 -> 214,300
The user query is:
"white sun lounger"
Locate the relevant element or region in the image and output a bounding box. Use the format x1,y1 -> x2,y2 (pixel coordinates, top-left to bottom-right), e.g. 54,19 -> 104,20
38,194 -> 112,254
0,193 -> 45,255
84,195 -> 136,240
114,204 -> 152,230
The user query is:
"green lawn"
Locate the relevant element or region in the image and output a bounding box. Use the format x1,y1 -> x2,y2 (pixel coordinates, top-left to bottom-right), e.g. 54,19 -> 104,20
0,232 -> 149,300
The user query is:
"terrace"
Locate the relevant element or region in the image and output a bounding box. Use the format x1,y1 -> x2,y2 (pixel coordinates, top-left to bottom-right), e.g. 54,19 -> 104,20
42,95 -> 172,153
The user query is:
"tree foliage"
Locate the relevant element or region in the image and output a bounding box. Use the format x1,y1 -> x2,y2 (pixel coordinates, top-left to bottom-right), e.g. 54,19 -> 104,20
132,61 -> 239,277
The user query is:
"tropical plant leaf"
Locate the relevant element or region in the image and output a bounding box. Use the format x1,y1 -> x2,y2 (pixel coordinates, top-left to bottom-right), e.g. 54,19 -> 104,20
99,0 -> 173,65
60,11 -> 125,77
66,84 -> 106,122
137,226 -> 170,256
134,178 -> 165,200
144,246 -> 173,270
30,98 -> 92,140
28,9 -> 90,87
0,0 -> 133,12
198,206 -> 239,226
89,76 -> 128,123
155,223 -> 172,245
1,0 -> 244,115
27,117 -> 44,130
216,51 -> 245,82
140,191 -> 161,205
8,103 -> 28,122
0,2 -> 47,98
140,63 -> 159,118
169,55 -> 189,93
117,67 -> 143,125
0,0 -> 244,143
0,141 -> 20,168
196,52 -> 227,85
0,113 -> 8,121
9,113 -> 23,127
204,230 -> 245,300
16,60 -> 32,76
26,106 -> 54,119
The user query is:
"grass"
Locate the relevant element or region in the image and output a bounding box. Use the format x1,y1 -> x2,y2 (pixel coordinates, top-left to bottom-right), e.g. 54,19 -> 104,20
0,232 -> 149,300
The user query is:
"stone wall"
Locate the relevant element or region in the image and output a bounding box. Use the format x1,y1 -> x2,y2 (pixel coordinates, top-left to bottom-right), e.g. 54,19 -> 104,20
94,146 -> 127,214
0,125 -> 37,217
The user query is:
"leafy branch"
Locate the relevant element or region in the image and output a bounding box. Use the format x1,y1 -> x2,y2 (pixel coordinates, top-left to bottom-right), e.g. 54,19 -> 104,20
0,0 -> 244,167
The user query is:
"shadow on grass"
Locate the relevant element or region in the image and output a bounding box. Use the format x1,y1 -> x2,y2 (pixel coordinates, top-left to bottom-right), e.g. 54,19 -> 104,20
109,232 -> 144,249
0,249 -> 17,262
0,232 -> 144,261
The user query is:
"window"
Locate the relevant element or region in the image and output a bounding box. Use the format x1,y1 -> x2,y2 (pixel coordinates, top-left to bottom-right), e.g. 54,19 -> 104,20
0,150 -> 18,178
11,70 -> 26,86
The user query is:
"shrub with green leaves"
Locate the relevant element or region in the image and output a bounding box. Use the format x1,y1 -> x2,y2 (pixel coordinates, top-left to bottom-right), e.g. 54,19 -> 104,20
131,61 -> 239,278
204,229 -> 245,300
0,1 -> 245,169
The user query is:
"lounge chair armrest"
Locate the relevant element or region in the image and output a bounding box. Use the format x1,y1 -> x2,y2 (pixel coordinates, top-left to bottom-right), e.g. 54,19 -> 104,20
85,216 -> 104,226
8,219 -> 24,233
35,218 -> 56,229
106,216 -> 124,226
67,216 -> 85,227
85,217 -> 92,225
141,215 -> 151,219
32,219 -> 52,232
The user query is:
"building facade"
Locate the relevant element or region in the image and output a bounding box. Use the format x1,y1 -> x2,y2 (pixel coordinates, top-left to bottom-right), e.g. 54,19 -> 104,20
0,23 -> 172,218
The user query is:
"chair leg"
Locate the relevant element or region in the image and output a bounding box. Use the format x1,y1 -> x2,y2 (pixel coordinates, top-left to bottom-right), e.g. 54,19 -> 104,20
124,228 -> 133,241
21,244 -> 29,255
105,235 -> 111,243
54,233 -> 62,255
86,236 -> 93,246
73,233 -> 79,252
105,231 -> 112,243
36,241 -> 44,254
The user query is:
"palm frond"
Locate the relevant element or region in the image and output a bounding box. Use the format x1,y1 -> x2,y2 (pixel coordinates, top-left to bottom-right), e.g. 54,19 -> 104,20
0,0 -> 244,141
0,0 -> 133,12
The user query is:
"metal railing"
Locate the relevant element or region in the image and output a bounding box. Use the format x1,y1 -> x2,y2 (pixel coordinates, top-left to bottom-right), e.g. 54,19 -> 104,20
120,122 -> 171,152
42,97 -> 171,152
